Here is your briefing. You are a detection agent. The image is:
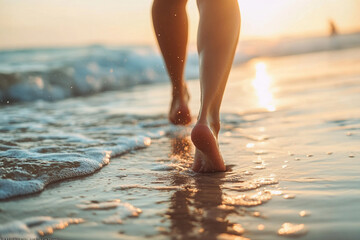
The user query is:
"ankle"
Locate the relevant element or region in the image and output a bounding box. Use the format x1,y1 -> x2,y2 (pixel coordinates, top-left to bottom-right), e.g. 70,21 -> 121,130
195,118 -> 220,138
210,121 -> 220,136
172,83 -> 189,99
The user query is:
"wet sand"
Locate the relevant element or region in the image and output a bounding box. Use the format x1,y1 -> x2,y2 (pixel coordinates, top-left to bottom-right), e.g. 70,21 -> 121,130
1,47 -> 360,239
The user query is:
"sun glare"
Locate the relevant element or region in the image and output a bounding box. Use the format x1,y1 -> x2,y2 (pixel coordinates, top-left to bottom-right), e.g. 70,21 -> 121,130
252,62 -> 276,112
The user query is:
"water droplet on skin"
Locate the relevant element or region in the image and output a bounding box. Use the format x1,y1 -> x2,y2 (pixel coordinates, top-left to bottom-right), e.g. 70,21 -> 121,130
282,165 -> 288,169
307,154 -> 313,157
295,158 -> 301,161
283,194 -> 296,199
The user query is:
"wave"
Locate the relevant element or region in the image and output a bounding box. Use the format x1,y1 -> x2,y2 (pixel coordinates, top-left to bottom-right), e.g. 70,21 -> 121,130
1,32 -> 360,103
0,120 -> 178,200
0,45 -> 198,103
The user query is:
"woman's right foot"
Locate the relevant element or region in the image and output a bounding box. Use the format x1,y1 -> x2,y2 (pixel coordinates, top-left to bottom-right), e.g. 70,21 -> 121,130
191,123 -> 226,172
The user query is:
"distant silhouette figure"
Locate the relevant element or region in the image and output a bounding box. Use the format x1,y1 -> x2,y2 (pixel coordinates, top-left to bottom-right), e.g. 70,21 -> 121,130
329,19 -> 338,37
152,0 -> 240,172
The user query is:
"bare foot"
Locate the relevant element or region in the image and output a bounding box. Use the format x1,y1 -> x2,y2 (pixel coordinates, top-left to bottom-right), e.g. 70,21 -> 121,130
169,87 -> 192,125
191,123 -> 226,172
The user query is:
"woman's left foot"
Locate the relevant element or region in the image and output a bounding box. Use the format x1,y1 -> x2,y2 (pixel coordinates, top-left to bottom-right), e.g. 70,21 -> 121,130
169,86 -> 192,125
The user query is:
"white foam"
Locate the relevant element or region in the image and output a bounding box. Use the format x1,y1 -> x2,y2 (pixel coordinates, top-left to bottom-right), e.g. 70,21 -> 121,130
0,126 -> 171,200
228,176 -> 278,192
77,199 -> 121,210
115,184 -> 182,191
151,164 -> 175,171
222,191 -> 272,207
278,223 -> 308,237
283,194 -> 296,199
0,179 -> 44,200
0,216 -> 83,238
76,199 -> 142,225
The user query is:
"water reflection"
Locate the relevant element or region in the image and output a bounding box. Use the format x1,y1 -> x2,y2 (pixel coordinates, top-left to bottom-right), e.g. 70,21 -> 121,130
167,137 -> 196,239
166,136 -> 242,240
252,62 -> 276,112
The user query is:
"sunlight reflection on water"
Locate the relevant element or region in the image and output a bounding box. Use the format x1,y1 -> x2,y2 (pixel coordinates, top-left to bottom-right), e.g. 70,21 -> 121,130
252,62 -> 276,112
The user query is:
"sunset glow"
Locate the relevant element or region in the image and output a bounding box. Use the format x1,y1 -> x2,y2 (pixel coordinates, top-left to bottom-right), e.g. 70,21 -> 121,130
252,62 -> 276,112
0,0 -> 359,49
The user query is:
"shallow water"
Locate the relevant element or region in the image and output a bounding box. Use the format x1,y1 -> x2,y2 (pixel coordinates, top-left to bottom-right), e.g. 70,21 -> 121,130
1,47 -> 360,239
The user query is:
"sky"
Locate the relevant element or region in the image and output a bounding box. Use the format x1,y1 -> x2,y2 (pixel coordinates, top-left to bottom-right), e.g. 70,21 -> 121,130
0,0 -> 359,49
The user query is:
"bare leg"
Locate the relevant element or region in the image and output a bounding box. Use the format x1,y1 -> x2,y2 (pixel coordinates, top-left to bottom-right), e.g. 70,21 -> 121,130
152,0 -> 192,125
191,0 -> 240,172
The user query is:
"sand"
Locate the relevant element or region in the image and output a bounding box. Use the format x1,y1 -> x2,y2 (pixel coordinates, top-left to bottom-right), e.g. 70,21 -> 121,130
1,47 -> 360,240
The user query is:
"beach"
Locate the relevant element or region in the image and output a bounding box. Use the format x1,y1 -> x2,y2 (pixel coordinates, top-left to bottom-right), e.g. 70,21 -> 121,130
1,42 -> 360,239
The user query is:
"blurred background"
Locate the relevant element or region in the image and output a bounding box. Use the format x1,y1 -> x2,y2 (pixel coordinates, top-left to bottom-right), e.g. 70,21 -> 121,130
1,0 -> 359,49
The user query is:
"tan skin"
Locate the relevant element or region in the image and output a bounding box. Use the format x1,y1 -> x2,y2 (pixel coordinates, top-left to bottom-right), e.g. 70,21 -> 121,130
152,0 -> 240,172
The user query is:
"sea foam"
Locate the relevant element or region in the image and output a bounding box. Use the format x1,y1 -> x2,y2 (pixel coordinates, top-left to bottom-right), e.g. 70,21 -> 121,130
0,216 -> 83,238
0,121 -> 172,200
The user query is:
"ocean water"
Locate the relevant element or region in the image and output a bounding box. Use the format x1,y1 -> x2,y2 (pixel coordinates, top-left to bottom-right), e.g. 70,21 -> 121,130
1,35 -> 360,239
0,45 -> 198,103
1,32 -> 359,103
